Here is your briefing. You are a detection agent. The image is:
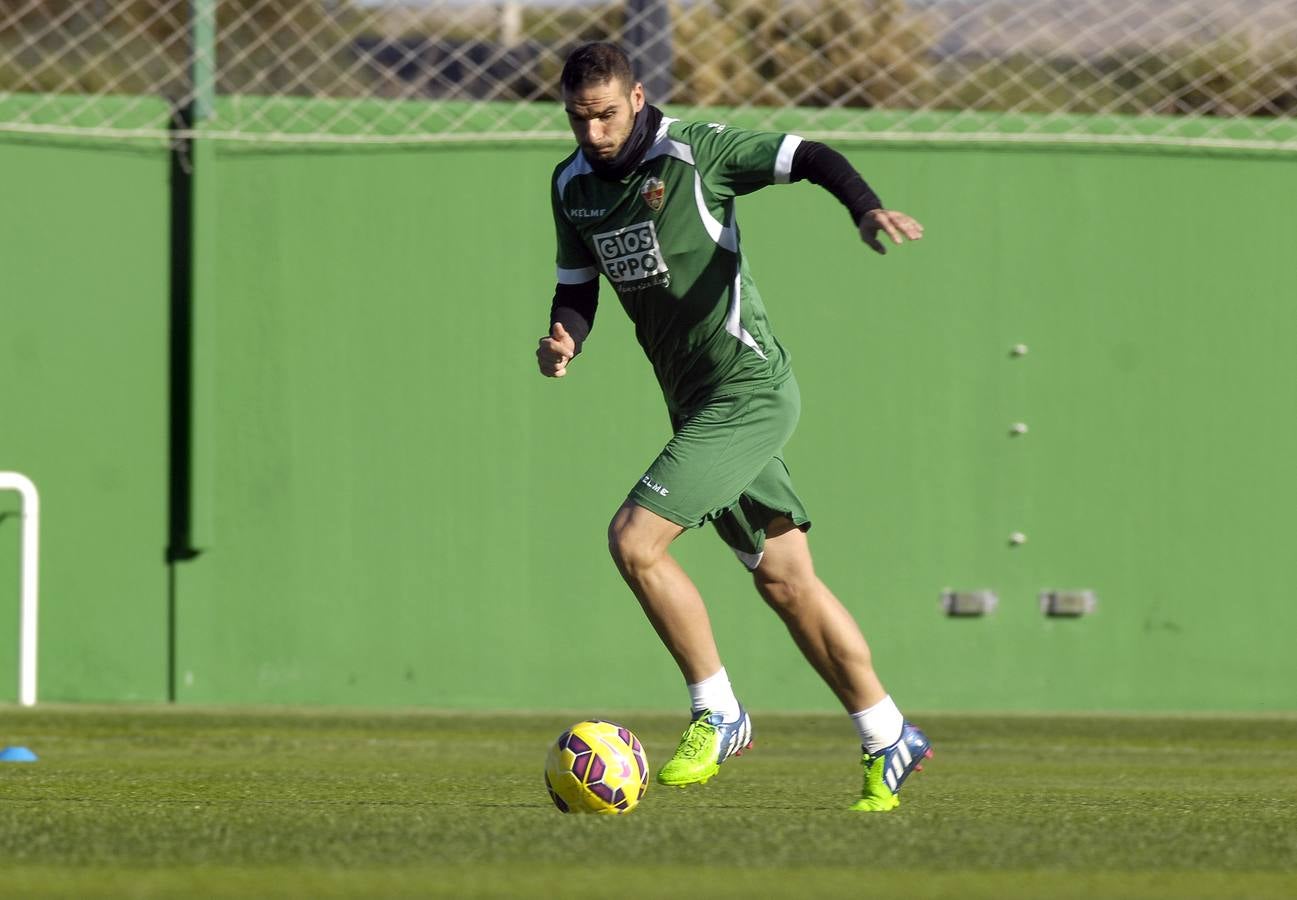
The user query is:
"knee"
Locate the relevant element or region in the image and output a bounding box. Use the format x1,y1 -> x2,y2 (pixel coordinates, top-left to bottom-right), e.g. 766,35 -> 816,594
756,571 -> 811,616
607,515 -> 661,575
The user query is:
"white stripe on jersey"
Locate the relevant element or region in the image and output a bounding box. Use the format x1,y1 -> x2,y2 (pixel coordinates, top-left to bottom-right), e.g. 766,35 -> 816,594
725,249 -> 767,360
774,134 -> 803,184
643,119 -> 694,166
693,172 -> 737,252
556,152 -> 592,198
726,202 -> 762,363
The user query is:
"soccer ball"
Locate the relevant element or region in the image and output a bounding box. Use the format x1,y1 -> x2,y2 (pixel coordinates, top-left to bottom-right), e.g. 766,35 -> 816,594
544,719 -> 649,814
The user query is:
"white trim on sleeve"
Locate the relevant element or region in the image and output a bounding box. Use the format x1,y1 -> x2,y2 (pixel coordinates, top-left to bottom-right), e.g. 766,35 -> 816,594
774,134 -> 803,184
556,265 -> 598,284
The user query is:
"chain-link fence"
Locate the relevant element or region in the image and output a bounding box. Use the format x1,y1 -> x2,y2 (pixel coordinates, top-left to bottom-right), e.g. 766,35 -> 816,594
3,0 -> 1296,149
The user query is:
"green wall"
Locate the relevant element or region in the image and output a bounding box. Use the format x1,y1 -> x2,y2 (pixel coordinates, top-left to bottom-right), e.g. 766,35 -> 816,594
170,138 -> 1297,713
2,108 -> 1293,713
0,134 -> 171,702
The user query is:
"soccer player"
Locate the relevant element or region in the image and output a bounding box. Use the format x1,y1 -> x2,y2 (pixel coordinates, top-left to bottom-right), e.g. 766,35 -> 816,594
536,42 -> 931,811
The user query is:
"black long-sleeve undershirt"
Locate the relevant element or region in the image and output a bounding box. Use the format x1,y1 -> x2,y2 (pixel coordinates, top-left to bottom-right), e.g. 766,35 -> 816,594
789,139 -> 884,227
549,138 -> 884,352
549,279 -> 598,355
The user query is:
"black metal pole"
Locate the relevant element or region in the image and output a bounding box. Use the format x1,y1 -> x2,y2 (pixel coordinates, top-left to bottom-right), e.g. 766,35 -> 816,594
624,0 -> 674,102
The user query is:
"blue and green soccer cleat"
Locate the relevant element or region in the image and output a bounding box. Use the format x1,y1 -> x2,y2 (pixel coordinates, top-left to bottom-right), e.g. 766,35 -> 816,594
656,707 -> 753,787
850,721 -> 932,811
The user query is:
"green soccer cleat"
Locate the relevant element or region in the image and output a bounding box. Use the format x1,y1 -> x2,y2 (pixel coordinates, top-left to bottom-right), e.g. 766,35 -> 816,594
850,722 -> 933,812
656,707 -> 753,787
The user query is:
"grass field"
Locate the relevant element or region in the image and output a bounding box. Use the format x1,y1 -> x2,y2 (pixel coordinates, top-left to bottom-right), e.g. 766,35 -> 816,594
1,706 -> 1295,899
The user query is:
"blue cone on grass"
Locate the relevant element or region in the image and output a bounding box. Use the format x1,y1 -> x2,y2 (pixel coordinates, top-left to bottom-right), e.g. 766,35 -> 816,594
0,746 -> 38,762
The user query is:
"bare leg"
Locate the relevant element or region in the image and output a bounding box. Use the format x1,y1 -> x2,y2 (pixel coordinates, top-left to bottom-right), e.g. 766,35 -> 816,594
752,518 -> 886,712
607,500 -> 722,684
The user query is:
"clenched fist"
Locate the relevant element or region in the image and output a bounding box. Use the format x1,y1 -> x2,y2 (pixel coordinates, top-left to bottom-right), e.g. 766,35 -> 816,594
537,321 -> 577,377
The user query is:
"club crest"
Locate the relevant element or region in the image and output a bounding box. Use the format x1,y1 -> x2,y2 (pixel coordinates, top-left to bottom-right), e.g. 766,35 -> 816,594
640,176 -> 665,212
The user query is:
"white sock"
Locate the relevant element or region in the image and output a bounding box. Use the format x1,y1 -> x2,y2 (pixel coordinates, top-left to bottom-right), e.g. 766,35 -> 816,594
687,667 -> 741,722
851,695 -> 905,754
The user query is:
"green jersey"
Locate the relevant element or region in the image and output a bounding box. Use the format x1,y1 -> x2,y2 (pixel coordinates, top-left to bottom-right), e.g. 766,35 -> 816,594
551,118 -> 802,417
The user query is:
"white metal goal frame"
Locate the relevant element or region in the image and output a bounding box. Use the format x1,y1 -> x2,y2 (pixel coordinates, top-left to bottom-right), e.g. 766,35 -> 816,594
0,472 -> 39,707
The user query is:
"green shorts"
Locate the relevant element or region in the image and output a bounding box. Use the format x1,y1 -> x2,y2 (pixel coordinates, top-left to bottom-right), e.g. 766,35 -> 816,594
628,375 -> 811,569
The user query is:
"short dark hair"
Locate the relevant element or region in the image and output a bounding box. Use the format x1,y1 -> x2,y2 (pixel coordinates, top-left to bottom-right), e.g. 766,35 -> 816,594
560,42 -> 636,94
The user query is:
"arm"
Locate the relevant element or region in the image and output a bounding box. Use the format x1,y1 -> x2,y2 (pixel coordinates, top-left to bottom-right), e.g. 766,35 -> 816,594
542,166 -> 601,378
538,278 -> 598,378
789,140 -> 924,254
550,278 -> 597,353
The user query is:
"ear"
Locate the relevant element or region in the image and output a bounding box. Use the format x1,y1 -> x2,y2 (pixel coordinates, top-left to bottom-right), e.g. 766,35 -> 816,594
630,81 -> 646,113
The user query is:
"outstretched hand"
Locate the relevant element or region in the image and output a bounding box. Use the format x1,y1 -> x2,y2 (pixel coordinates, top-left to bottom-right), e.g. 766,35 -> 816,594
537,321 -> 577,377
860,209 -> 925,255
